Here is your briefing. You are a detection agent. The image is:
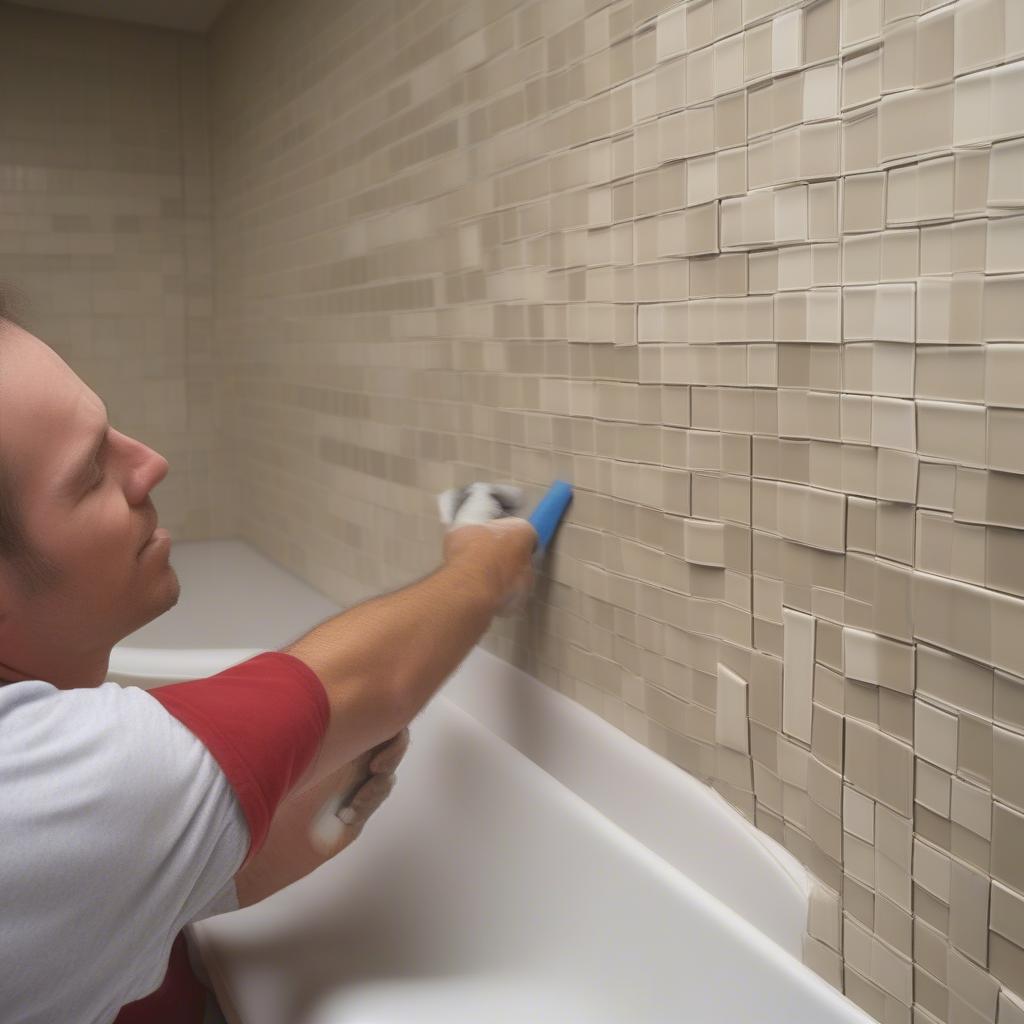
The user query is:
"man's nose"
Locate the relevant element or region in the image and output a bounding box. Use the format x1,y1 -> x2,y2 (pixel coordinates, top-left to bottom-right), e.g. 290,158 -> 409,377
140,448 -> 170,496
115,430 -> 169,504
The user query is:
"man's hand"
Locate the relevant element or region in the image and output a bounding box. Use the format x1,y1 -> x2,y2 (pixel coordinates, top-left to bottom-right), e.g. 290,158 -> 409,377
328,727 -> 410,842
234,729 -> 410,908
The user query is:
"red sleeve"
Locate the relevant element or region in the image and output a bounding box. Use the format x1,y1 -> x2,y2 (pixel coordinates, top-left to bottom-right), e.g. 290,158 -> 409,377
147,651 -> 329,865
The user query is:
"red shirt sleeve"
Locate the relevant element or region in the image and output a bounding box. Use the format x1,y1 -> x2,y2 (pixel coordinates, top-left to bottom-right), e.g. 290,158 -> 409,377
146,651 -> 330,866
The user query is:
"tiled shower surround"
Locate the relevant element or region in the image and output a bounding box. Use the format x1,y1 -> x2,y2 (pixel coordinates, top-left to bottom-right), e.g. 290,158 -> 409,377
7,0 -> 1024,1019
211,1 -> 1024,1018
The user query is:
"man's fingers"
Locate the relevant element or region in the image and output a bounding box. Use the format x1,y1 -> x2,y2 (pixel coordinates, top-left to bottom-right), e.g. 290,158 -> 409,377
340,821 -> 364,845
369,727 -> 410,775
339,772 -> 397,825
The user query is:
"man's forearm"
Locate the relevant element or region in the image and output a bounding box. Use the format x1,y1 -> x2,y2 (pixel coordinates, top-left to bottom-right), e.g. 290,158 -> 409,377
286,554 -> 502,793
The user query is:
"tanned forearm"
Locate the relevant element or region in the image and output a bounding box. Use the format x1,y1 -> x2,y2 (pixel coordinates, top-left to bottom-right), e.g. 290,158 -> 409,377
285,535 -> 522,796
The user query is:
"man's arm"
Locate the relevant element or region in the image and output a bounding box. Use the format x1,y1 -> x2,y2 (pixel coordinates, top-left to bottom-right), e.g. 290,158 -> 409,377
285,518 -> 536,797
229,519 -> 533,907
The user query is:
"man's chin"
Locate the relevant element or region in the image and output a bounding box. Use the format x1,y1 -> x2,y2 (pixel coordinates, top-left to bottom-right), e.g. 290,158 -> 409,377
124,566 -> 181,638
156,565 -> 181,617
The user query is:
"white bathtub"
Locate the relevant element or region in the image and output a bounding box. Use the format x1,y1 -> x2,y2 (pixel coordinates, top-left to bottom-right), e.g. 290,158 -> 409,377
112,540 -> 870,1024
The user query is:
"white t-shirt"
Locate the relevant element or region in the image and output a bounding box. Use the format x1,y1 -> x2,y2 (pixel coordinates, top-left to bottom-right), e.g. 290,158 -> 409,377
0,652 -> 329,1023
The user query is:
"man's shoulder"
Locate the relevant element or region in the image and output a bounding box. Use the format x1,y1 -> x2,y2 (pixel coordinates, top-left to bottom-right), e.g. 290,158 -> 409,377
0,677 -> 145,721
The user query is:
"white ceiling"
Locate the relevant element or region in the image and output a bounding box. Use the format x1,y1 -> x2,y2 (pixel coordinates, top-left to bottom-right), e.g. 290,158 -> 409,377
6,0 -> 230,33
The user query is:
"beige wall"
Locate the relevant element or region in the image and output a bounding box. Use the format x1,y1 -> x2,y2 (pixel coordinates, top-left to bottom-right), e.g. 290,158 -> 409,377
6,0 -> 1023,1019
209,1 -> 1024,1019
0,3 -> 235,539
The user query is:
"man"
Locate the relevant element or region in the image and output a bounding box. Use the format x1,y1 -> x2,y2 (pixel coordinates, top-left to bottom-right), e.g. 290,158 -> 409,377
0,308 -> 537,1023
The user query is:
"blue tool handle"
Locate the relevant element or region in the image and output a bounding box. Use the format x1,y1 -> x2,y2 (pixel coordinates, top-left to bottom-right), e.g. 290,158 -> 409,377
528,480 -> 573,552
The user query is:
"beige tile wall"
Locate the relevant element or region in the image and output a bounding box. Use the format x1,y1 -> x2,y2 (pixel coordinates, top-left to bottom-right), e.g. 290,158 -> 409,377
237,0 -> 1020,1019
0,4 -> 234,539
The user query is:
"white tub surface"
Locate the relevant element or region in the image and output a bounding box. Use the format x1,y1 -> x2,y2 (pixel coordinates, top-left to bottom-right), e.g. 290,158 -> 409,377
114,541 -> 871,1023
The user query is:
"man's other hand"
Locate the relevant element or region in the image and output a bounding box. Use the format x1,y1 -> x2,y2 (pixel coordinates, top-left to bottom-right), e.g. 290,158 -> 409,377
333,727 -> 410,841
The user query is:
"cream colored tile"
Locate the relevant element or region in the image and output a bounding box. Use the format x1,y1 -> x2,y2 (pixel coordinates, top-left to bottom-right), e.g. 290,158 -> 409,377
783,607 -> 815,743
715,662 -> 750,754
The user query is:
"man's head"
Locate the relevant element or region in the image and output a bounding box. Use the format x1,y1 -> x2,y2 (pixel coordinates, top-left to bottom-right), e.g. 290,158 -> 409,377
0,314 -> 179,688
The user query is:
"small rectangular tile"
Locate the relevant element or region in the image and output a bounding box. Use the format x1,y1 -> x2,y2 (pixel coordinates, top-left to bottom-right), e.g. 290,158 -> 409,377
715,662 -> 750,754
783,607 -> 815,743
843,626 -> 915,693
992,802 -> 1024,894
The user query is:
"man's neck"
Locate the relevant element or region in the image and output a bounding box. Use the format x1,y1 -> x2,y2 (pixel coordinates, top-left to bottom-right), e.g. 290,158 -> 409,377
0,654 -> 109,689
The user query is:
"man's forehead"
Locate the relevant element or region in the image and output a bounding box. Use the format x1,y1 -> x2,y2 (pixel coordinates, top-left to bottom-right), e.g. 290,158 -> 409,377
3,323 -> 97,393
1,322 -> 71,376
